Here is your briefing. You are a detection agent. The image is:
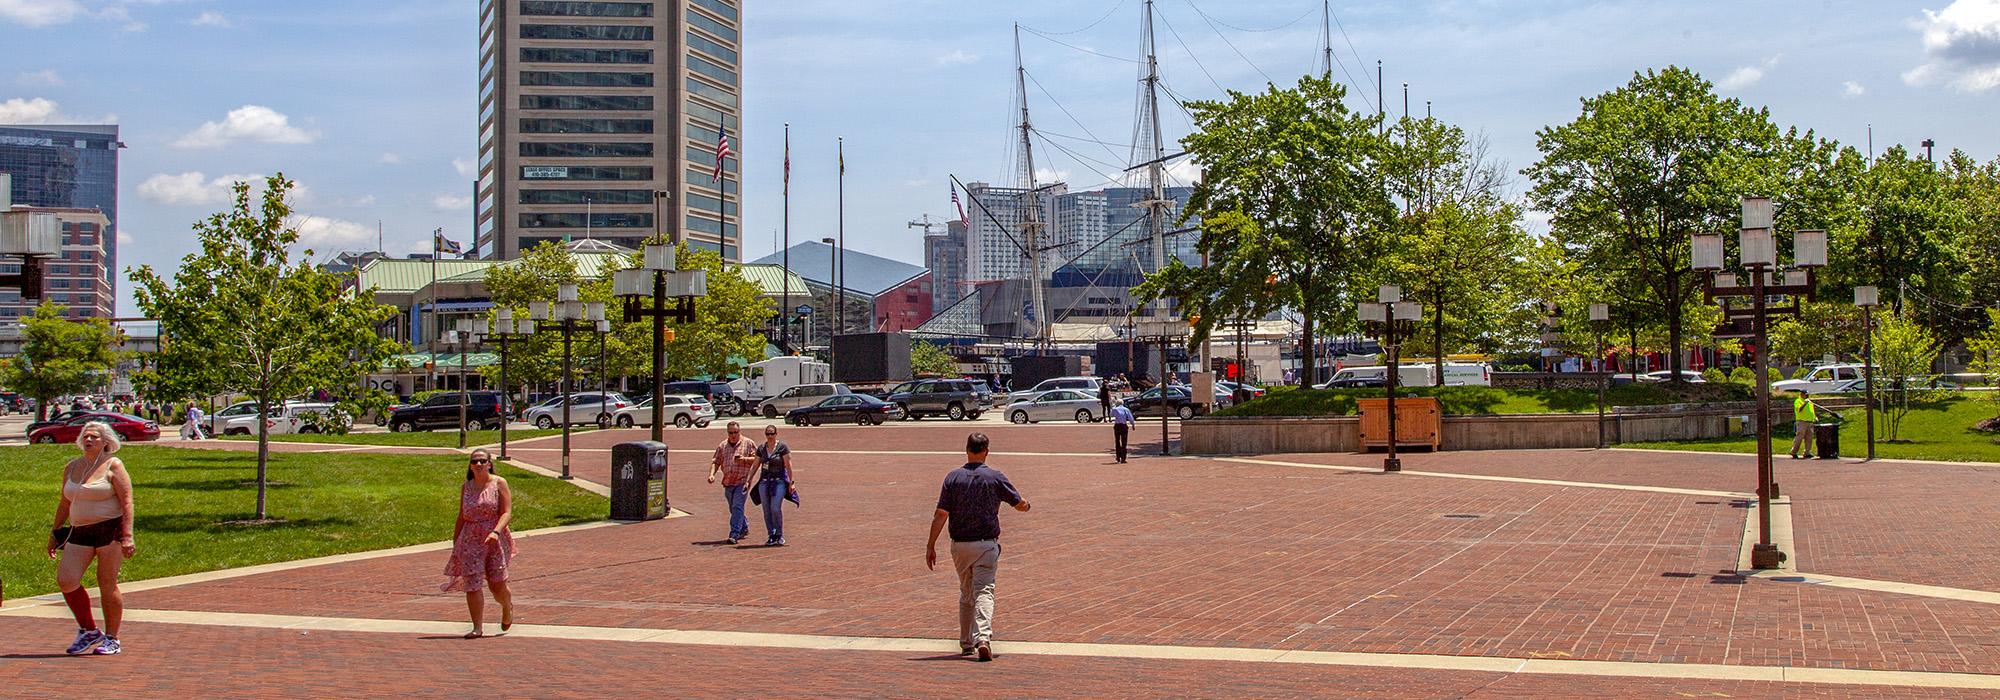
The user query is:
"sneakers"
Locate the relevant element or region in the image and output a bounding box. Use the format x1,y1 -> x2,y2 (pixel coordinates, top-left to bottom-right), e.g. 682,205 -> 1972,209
93,636 -> 121,655
976,643 -> 993,662
725,537 -> 740,545
65,628 -> 103,655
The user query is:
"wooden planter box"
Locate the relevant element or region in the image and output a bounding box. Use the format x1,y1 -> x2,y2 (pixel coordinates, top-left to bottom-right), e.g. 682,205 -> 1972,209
1358,397 -> 1441,450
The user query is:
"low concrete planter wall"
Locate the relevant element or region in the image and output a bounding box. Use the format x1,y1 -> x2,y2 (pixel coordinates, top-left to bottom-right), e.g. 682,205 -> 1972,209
1183,406 -> 1797,455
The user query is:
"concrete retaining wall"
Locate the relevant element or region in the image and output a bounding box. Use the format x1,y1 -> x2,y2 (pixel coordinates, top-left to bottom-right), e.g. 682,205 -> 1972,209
1182,405 -> 1799,455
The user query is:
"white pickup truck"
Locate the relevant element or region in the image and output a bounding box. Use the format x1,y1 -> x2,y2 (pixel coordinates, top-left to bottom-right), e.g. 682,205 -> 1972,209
1771,364 -> 1872,394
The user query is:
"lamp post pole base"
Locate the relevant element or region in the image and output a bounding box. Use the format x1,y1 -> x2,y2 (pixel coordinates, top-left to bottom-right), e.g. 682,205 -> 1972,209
1750,543 -> 1788,570
1383,457 -> 1401,472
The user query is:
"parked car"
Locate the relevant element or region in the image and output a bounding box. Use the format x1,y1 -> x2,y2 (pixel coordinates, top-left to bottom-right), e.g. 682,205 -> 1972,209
1638,370 -> 1707,384
26,408 -> 88,436
1827,376 -> 1963,394
887,378 -> 990,421
207,401 -> 261,436
786,393 -> 902,426
1218,381 -> 1266,401
662,380 -> 744,417
614,395 -> 716,428
758,383 -> 852,418
388,391 -> 509,432
28,412 -> 160,444
1007,376 -> 1103,405
211,400 -> 344,435
1007,389 -> 1104,424
522,392 -> 632,429
1772,363 -> 1873,394
1123,386 -> 1211,420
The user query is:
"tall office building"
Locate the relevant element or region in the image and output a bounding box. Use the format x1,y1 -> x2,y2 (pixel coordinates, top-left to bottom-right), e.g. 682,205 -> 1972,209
0,124 -> 120,309
475,0 -> 743,261
924,219 -> 967,310
961,181 -> 1062,286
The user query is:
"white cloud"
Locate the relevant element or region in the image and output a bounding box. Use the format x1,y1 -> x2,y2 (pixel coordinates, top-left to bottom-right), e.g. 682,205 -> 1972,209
1718,54 -> 1782,90
172,105 -> 320,149
378,152 -> 403,164
116,229 -> 133,246
349,194 -> 377,207
902,178 -> 933,188
0,97 -> 114,124
453,157 -> 477,179
935,49 -> 980,66
1903,0 -> 2000,91
1843,80 -> 1867,97
16,69 -> 62,87
0,0 -> 85,27
1033,168 -> 1072,184
136,172 -> 263,206
431,194 -> 473,212
287,215 -> 377,250
190,10 -> 229,27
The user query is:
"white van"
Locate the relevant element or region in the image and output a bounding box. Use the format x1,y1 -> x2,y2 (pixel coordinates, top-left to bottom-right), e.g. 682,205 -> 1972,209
1317,362 -> 1489,388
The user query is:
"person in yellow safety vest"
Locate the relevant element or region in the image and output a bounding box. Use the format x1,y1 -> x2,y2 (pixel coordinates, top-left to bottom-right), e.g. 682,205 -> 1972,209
1790,390 -> 1821,459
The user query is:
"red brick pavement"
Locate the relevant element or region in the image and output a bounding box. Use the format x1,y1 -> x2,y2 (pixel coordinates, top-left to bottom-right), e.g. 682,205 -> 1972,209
0,618 -> 1987,699
110,435 -> 2000,676
1784,458 -> 2000,591
1270,448 -> 1758,494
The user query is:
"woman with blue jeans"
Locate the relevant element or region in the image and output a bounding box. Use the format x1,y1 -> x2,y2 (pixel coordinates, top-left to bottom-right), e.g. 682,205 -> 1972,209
751,425 -> 792,546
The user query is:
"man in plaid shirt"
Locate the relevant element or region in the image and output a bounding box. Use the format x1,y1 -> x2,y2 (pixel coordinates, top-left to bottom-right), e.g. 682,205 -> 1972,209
708,421 -> 760,544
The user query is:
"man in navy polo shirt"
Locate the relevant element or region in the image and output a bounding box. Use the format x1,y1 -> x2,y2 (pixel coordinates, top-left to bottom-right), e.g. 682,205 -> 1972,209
926,432 -> 1030,662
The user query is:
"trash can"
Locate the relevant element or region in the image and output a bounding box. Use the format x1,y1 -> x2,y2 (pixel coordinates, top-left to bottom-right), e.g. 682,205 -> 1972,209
1814,421 -> 1840,460
610,440 -> 669,521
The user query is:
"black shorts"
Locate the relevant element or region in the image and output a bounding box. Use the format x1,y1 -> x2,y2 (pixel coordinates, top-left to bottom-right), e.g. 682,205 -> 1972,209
63,518 -> 124,549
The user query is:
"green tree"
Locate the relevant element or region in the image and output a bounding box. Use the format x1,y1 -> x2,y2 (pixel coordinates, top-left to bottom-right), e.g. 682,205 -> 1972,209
0,302 -> 123,420
1966,308 -> 2000,422
1822,146 -> 1969,328
613,241 -> 773,380
478,240 -> 582,390
1870,310 -> 1942,442
911,340 -> 960,378
1767,301 -> 1863,365
129,175 -> 402,520
1136,75 -> 1395,386
1525,66 -> 1800,384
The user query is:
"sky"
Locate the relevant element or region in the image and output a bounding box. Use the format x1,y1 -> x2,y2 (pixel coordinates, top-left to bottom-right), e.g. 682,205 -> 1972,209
3,0 -> 1998,317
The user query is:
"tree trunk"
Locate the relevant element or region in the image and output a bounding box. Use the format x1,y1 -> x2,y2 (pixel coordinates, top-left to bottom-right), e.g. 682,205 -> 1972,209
1667,282 -> 1686,385
256,394 -> 270,520
1433,290 -> 1446,387
1299,305 -> 1317,388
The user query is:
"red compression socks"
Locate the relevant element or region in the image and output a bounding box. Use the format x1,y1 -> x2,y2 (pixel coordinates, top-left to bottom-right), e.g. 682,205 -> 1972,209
61,587 -> 96,630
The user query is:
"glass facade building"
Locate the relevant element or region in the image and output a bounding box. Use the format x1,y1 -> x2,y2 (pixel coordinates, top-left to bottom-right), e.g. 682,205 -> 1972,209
476,0 -> 742,260
0,124 -> 119,309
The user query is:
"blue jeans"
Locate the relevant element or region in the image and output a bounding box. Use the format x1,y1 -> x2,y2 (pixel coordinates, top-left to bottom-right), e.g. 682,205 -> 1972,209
723,484 -> 748,540
758,479 -> 786,541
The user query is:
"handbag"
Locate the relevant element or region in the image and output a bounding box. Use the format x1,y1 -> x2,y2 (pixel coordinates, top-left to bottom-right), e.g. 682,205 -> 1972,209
749,484 -> 763,506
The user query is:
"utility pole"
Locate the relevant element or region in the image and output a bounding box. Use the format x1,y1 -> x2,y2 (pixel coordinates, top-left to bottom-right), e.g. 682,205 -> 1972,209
1015,24 -> 1051,350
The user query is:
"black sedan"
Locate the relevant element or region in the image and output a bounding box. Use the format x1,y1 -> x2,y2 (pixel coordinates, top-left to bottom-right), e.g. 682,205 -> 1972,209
1122,386 -> 1215,420
787,394 -> 904,426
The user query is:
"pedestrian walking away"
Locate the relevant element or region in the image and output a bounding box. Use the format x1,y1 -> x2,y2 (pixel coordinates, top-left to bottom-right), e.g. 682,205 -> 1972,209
749,425 -> 794,546
708,421 -> 758,544
925,432 -> 1030,662
1110,402 -> 1135,463
442,449 -> 515,639
47,422 -> 138,656
1790,391 -> 1821,459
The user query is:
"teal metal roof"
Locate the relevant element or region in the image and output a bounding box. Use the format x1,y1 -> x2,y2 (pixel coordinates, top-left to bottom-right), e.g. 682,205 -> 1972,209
737,264 -> 811,297
355,259 -> 494,294
435,252 -> 634,284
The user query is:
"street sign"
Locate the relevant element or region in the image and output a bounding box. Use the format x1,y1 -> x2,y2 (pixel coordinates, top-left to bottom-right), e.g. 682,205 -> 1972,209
795,304 -> 813,315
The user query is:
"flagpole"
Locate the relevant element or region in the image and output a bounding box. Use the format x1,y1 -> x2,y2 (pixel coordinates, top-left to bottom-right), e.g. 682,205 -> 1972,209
430,227 -> 440,392
837,137 -> 846,338
782,123 -> 792,351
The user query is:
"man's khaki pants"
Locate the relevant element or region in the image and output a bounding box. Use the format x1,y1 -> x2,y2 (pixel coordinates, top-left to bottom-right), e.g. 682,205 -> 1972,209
1791,420 -> 1816,456
951,540 -> 1000,648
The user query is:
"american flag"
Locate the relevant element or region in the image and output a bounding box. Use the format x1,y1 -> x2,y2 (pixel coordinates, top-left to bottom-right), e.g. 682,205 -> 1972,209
951,183 -> 968,229
712,125 -> 732,185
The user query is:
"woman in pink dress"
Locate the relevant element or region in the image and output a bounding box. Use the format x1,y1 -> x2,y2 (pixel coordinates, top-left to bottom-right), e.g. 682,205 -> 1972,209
442,449 -> 515,638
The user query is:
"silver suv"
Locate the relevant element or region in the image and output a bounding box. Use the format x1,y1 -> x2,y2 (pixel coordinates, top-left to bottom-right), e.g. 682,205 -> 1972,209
758,383 -> 852,418
1008,376 -> 1103,405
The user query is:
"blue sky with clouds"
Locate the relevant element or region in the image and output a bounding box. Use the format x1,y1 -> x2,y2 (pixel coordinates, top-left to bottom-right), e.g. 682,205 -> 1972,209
3,0 -> 1997,315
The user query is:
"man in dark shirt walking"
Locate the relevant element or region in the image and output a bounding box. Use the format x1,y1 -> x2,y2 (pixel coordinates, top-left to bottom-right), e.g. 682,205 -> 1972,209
926,432 -> 1029,662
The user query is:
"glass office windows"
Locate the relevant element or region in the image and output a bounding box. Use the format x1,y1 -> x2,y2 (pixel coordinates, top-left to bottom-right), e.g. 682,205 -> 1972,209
521,24 -> 654,41
519,47 -> 651,64
520,71 -> 654,87
520,142 -> 653,158
518,1 -> 653,17
685,31 -> 737,63
684,9 -> 737,41
518,189 -> 653,205
520,95 -> 652,111
518,212 -> 654,229
687,53 -> 737,84
521,165 -> 654,180
520,118 -> 653,134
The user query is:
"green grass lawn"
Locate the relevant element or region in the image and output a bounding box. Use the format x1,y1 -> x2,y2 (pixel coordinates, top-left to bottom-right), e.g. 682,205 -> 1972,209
1,445 -> 605,599
1625,396 -> 2000,464
1215,383 -> 1754,417
219,428 -> 578,448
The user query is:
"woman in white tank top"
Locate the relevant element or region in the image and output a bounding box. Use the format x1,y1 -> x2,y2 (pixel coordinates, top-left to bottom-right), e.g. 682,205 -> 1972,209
46,421 -> 137,656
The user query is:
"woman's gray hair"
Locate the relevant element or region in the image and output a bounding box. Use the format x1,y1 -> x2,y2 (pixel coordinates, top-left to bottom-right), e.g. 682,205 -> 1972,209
76,421 -> 122,454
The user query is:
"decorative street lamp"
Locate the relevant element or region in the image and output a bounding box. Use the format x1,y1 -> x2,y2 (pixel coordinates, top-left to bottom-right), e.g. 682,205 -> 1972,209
1691,195 -> 1827,570
614,243 -> 706,442
444,317 -> 492,450
1358,285 -> 1423,473
486,307 -> 535,462
1855,285 -> 1879,461
1590,303 -> 1611,449
529,283 -> 609,480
